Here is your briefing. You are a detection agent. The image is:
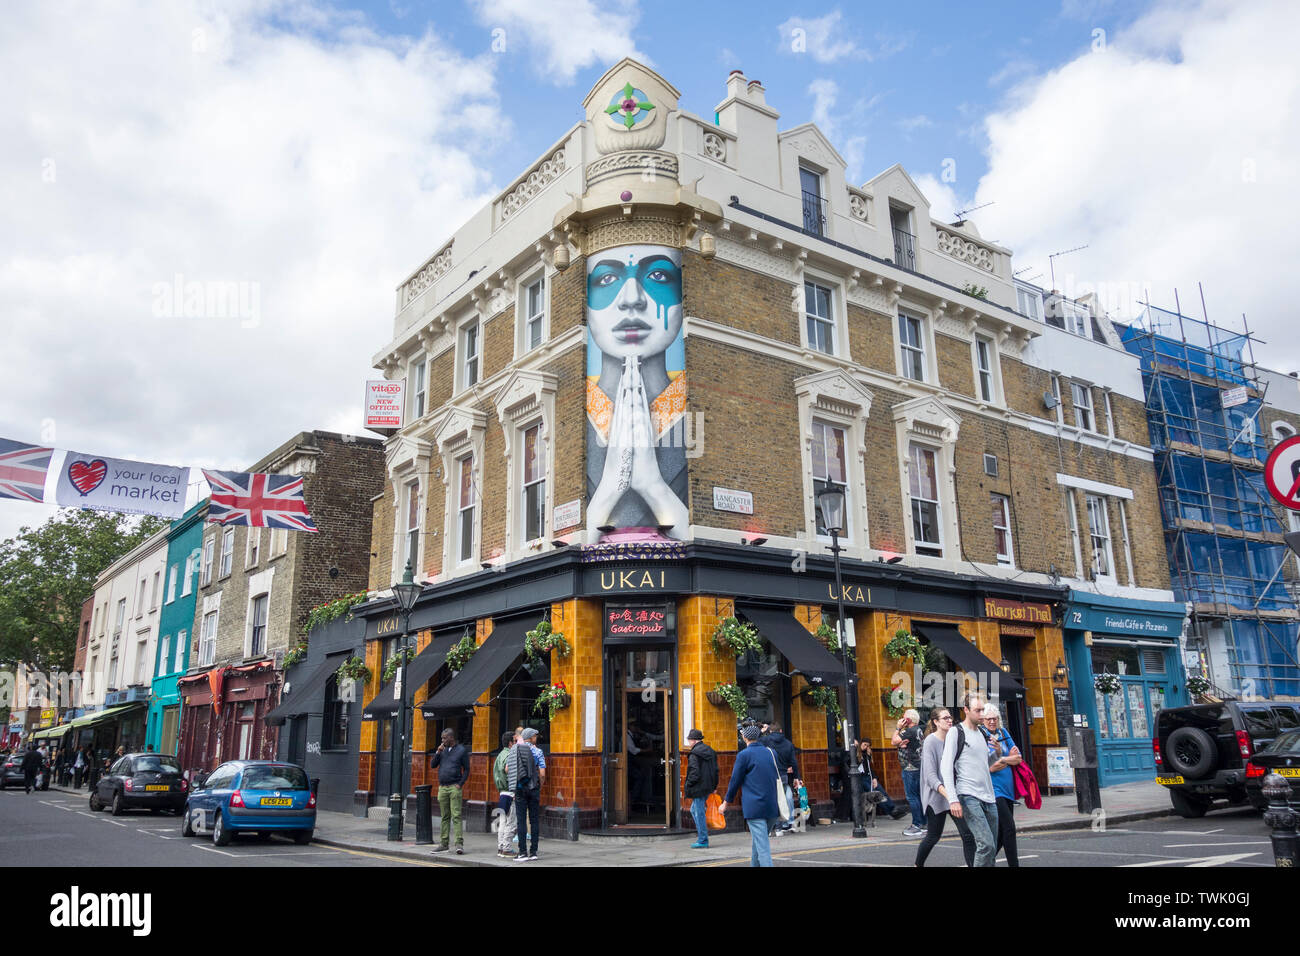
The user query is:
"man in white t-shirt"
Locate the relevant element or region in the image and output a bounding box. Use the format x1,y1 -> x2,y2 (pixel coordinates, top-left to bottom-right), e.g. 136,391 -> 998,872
939,691 -> 1000,867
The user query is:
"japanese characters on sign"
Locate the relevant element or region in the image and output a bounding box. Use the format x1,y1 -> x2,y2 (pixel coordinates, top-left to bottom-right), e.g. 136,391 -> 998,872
604,604 -> 671,641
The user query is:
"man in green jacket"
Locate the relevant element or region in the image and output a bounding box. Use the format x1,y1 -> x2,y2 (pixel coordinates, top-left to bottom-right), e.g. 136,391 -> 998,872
493,729 -> 519,857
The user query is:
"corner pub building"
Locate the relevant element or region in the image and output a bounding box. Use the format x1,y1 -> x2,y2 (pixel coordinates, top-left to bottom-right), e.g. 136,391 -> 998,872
349,60 -> 1181,835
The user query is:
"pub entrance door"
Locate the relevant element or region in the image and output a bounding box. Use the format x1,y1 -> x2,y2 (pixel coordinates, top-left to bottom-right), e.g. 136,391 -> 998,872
603,646 -> 677,828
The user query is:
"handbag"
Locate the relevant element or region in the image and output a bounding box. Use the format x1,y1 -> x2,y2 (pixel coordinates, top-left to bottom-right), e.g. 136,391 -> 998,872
768,749 -> 792,819
1012,761 -> 1042,810
705,793 -> 726,830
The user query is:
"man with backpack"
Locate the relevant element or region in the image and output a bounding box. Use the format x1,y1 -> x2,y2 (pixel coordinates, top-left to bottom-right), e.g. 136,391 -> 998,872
508,728 -> 546,862
493,730 -> 519,858
683,729 -> 718,849
940,692 -> 1000,866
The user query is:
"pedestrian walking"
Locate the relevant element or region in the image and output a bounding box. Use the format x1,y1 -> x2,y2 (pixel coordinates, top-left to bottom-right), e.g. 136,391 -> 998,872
493,729 -> 519,858
20,746 -> 42,794
682,728 -> 718,849
940,692 -> 1000,866
982,707 -> 1023,867
72,746 -> 86,789
508,728 -> 546,862
915,708 -> 975,866
429,728 -> 471,854
892,708 -> 927,836
759,723 -> 801,831
720,725 -> 783,867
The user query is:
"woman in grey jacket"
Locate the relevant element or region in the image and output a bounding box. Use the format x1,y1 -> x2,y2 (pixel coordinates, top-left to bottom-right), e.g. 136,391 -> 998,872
915,708 -> 975,867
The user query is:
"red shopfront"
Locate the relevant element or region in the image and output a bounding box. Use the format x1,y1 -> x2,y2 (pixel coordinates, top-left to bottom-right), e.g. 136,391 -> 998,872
177,662 -> 282,776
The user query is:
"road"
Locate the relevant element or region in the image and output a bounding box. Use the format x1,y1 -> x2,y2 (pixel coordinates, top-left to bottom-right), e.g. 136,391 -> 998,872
0,786 -> 439,867
693,806 -> 1280,867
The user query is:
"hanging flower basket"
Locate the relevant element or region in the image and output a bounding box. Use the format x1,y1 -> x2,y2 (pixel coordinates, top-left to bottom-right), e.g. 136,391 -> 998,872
705,690 -> 726,707
445,635 -> 477,673
806,685 -> 842,718
710,617 -> 762,659
532,681 -> 571,720
883,628 -> 927,671
1186,674 -> 1211,698
711,682 -> 748,719
881,686 -> 909,719
334,656 -> 372,686
524,619 -> 571,661
1093,672 -> 1122,695
283,642 -> 308,670
815,621 -> 855,663
382,645 -> 417,684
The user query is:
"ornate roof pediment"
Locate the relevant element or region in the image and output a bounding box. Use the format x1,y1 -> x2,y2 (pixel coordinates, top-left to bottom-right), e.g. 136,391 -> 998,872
794,368 -> 874,417
892,394 -> 962,442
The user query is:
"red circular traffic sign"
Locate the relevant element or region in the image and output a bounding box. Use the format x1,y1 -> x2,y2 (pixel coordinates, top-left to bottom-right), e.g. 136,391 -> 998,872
1263,434 -> 1300,512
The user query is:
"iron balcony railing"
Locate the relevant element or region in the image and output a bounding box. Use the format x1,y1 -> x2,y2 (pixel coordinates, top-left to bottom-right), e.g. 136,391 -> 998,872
802,190 -> 827,236
893,227 -> 916,270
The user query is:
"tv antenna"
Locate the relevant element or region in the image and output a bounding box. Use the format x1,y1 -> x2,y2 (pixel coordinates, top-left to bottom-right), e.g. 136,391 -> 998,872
953,201 -> 994,221
1048,244 -> 1089,290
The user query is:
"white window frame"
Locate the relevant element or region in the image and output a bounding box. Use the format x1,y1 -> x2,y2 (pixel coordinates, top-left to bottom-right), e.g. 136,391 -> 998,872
136,578 -> 147,618
270,527 -> 289,559
493,370 -> 559,560
991,493 -> 1014,568
1065,490 -> 1084,578
247,592 -> 269,659
107,649 -> 118,690
893,396 -> 962,563
1050,375 -> 1064,425
175,628 -> 187,674
811,419 -> 853,543
518,270 -> 548,357
402,479 -> 421,575
159,632 -> 171,678
1016,282 -> 1043,322
458,315 -> 481,393
166,564 -> 178,604
1117,498 -> 1137,587
519,421 -> 547,546
184,551 -> 198,595
898,312 -> 927,382
410,353 -> 427,421
199,611 -> 218,667
803,280 -> 837,356
87,656 -> 97,693
907,442 -> 944,558
246,527 -> 261,569
456,454 -> 476,567
1071,381 -> 1095,432
795,370 -> 874,552
1272,421 -> 1295,445
151,571 -> 161,610
219,528 -> 234,579
1085,494 -> 1116,581
134,632 -> 149,685
1062,300 -> 1091,337
973,335 -> 1002,405
1103,389 -> 1116,438
115,598 -> 126,636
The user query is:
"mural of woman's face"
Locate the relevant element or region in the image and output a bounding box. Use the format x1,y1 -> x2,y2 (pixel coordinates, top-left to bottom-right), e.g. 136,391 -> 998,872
586,244 -> 683,360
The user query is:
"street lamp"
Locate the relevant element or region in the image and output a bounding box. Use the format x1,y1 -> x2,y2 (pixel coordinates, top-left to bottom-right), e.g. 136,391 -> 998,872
816,485 -> 866,839
386,560 -> 422,842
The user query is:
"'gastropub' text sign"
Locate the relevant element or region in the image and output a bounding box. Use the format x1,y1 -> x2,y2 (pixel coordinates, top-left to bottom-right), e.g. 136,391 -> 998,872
605,604 -> 671,642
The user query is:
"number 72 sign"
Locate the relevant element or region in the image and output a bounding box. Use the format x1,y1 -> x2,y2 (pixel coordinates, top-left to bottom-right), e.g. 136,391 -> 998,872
1263,435 -> 1300,511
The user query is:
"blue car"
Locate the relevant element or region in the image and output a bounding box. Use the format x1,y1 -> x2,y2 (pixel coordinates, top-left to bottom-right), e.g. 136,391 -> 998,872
181,760 -> 316,846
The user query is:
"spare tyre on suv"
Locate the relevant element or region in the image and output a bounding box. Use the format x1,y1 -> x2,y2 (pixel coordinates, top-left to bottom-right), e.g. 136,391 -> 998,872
1154,699 -> 1300,817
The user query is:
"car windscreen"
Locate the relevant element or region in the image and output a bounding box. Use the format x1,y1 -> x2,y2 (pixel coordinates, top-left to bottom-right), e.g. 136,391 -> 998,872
239,766 -> 309,791
1264,729 -> 1300,754
133,756 -> 181,774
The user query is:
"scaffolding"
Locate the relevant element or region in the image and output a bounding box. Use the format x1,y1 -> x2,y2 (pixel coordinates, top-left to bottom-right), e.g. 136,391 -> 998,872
1120,301 -> 1300,700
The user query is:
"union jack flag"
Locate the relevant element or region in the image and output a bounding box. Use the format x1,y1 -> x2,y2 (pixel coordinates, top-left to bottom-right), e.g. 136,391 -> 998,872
0,437 -> 54,503
202,468 -> 318,532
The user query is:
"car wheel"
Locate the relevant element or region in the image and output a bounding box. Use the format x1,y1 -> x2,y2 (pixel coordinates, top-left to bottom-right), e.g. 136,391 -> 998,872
293,829 -> 313,845
1170,789 -> 1210,818
1165,727 -> 1218,778
181,807 -> 195,837
111,792 -> 125,816
213,811 -> 233,847
89,792 -> 102,812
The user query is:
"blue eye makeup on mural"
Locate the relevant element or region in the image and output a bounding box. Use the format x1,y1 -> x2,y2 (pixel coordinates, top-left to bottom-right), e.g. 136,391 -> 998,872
586,255 -> 682,327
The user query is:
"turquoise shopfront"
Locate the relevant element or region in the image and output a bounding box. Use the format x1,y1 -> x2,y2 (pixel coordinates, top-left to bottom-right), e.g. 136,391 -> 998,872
146,501 -> 206,755
1063,591 -> 1190,785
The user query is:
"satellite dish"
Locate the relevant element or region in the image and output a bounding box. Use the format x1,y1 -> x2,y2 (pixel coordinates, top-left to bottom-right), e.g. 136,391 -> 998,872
1043,391 -> 1059,410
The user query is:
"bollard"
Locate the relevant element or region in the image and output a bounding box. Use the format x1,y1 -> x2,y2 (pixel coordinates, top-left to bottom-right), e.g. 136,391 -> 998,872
1262,772 -> 1297,868
414,785 -> 433,845
565,801 -> 580,842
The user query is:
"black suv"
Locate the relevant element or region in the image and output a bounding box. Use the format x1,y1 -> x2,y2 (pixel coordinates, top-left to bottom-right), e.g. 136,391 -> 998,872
1155,699 -> 1300,817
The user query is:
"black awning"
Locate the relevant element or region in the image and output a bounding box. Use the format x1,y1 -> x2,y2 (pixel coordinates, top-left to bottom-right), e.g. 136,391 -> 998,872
912,622 -> 1027,698
421,617 -> 532,718
265,651 -> 351,727
736,604 -> 847,686
364,633 -> 459,720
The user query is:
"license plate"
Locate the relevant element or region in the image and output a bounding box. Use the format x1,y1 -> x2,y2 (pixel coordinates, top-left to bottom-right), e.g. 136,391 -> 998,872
1274,768 -> 1300,778
259,797 -> 293,806
1156,776 -> 1185,785
145,785 -> 170,792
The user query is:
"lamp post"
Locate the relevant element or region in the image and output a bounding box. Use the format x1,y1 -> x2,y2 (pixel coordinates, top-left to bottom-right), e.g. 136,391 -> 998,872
386,561 -> 423,842
816,486 -> 866,839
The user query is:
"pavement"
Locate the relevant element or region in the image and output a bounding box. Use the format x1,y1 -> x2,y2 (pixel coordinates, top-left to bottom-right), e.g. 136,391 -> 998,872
43,778 -> 1174,866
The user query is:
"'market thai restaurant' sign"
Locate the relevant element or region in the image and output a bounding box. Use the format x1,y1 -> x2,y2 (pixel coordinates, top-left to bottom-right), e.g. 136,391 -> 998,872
983,598 -> 1053,625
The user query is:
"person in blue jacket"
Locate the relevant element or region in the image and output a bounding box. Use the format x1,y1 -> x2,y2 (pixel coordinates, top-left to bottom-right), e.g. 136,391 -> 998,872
720,724 -> 783,867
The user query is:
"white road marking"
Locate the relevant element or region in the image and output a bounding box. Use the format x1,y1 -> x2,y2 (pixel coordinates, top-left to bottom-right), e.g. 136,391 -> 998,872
1163,841 -> 1271,848
194,845 -> 237,857
1124,852 -> 1262,867
100,818 -> 127,827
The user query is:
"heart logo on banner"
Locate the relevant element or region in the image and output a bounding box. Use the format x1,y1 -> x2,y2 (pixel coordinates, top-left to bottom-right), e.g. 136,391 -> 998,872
67,459 -> 107,496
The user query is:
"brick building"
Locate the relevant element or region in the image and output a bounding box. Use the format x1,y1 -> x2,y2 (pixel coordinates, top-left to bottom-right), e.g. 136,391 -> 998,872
176,431 -> 384,776
352,60 -> 1185,833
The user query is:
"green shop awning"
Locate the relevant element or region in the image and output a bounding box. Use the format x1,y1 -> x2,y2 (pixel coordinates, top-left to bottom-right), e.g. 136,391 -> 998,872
66,702 -> 147,730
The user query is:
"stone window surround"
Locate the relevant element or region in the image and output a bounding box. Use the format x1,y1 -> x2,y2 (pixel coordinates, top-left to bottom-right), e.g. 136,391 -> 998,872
408,351 -> 428,422
514,263 -> 550,360
971,333 -> 1005,407
432,406 -> 487,577
795,369 -> 873,552
797,265 -> 850,361
243,567 -> 275,660
386,433 -> 436,584
494,370 -> 558,562
455,311 -> 482,396
891,299 -> 938,385
893,395 -> 962,562
1084,492 -> 1118,585
991,492 -> 1015,568
198,591 -> 221,668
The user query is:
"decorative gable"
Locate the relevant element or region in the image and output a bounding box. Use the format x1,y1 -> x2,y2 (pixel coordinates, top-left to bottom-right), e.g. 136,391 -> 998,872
794,368 -> 874,419
891,395 -> 961,443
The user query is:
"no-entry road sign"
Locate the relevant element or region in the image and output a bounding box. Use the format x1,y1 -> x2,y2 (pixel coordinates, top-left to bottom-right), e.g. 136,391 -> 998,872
1263,435 -> 1300,511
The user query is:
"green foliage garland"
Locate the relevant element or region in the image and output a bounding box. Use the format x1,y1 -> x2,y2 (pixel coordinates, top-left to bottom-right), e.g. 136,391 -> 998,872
302,591 -> 369,637
283,643 -> 309,670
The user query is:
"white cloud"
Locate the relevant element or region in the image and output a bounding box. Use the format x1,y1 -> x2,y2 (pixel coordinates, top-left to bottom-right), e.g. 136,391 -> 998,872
806,79 -> 868,182
469,0 -> 649,84
778,12 -> 861,63
897,114 -> 933,134
0,1 -> 503,543
970,0 -> 1300,355
912,174 -> 964,224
